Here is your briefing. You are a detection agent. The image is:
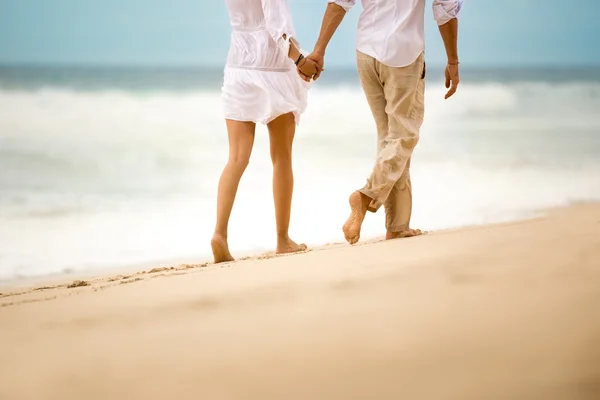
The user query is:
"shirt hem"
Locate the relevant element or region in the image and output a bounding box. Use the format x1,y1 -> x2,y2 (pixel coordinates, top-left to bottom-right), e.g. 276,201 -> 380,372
356,46 -> 425,68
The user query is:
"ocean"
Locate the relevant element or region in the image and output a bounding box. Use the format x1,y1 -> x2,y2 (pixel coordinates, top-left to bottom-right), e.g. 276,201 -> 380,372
1,64 -> 599,283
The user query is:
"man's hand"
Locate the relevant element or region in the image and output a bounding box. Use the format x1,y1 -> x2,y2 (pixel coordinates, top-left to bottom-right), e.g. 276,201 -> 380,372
305,52 -> 324,80
444,62 -> 459,99
296,57 -> 323,82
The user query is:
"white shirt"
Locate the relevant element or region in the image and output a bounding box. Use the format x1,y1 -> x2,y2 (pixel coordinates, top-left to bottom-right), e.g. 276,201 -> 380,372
329,0 -> 463,67
222,0 -> 310,125
225,0 -> 300,71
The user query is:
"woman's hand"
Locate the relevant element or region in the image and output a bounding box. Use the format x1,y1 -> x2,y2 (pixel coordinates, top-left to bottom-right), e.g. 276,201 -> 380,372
296,57 -> 322,82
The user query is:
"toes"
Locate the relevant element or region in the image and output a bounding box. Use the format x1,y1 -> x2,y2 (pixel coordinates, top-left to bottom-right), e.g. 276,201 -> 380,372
345,233 -> 359,245
275,241 -> 307,255
344,230 -> 359,245
343,232 -> 352,244
390,229 -> 424,239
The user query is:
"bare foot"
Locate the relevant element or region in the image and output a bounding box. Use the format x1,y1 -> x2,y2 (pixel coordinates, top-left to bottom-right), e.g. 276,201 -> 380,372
276,236 -> 308,255
211,235 -> 235,263
385,229 -> 424,240
343,191 -> 369,245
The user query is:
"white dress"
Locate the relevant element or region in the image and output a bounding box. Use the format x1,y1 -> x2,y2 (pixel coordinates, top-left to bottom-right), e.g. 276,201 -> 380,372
222,0 -> 310,125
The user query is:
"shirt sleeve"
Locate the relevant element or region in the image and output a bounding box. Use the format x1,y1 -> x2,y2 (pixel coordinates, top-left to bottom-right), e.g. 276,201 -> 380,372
328,0 -> 356,12
432,0 -> 463,26
262,0 -> 300,58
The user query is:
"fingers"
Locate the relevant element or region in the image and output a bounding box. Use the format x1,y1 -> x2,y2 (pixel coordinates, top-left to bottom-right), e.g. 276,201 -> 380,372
296,69 -> 311,82
313,62 -> 324,80
444,78 -> 459,99
303,53 -> 324,81
443,64 -> 459,99
296,59 -> 324,82
296,67 -> 311,81
296,65 -> 313,82
305,59 -> 320,74
295,59 -> 310,82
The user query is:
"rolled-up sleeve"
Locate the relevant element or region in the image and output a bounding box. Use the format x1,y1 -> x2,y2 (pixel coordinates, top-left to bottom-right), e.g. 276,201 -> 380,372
432,0 -> 463,26
262,0 -> 300,57
327,0 -> 356,12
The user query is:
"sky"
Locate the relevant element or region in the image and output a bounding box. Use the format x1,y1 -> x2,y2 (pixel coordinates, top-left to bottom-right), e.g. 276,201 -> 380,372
0,0 -> 598,68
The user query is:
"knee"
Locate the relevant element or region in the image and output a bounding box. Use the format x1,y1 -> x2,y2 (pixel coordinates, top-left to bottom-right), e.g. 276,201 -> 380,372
380,135 -> 418,161
227,154 -> 250,172
392,135 -> 419,155
400,135 -> 419,152
270,149 -> 292,167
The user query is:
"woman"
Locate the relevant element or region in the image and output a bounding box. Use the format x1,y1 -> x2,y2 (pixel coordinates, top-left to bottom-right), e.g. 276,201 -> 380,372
212,0 -> 321,263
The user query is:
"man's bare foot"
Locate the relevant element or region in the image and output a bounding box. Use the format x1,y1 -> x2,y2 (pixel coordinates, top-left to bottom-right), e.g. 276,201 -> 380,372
276,236 -> 308,255
343,191 -> 370,245
385,229 -> 424,240
211,234 -> 235,263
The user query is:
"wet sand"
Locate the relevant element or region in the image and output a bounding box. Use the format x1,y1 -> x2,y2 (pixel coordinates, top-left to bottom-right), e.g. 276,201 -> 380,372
1,204 -> 600,399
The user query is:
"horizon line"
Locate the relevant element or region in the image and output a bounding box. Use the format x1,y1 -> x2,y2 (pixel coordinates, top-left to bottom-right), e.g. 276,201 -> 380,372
0,61 -> 599,71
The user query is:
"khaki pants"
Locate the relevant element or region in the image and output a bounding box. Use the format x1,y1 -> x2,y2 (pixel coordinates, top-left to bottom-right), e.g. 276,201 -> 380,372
356,51 -> 426,233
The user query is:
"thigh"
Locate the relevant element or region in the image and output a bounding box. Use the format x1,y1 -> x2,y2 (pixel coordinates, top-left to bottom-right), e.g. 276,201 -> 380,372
381,53 -> 425,143
357,51 -> 389,149
267,112 -> 296,162
225,119 -> 256,163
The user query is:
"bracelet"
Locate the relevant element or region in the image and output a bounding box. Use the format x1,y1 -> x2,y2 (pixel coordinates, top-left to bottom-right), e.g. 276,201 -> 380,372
448,60 -> 460,65
295,54 -> 304,66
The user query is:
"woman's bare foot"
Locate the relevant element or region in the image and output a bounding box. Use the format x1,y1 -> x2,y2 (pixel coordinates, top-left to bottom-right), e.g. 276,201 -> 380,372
276,236 -> 308,255
385,229 -> 424,240
342,191 -> 370,245
211,234 -> 235,263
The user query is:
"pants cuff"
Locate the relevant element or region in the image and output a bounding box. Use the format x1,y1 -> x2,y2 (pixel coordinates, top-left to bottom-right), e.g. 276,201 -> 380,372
358,188 -> 381,213
386,223 -> 410,233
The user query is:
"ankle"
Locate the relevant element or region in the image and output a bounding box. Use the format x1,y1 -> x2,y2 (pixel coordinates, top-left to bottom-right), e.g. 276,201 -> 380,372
358,192 -> 371,210
386,225 -> 409,235
276,233 -> 290,243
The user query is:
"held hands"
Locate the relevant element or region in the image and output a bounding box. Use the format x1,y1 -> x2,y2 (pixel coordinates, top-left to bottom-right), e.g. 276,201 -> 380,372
296,52 -> 324,82
444,61 -> 459,99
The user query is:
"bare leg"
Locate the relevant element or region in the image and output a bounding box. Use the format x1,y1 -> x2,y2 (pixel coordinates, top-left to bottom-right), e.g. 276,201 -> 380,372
211,119 -> 255,263
342,191 -> 372,245
267,113 -> 307,255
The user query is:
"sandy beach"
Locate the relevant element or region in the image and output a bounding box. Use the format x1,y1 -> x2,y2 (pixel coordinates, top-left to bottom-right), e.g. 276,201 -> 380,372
1,204 -> 600,399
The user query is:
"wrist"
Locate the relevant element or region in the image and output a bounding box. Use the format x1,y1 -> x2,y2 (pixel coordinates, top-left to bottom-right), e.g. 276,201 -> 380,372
447,59 -> 459,65
312,46 -> 326,57
289,47 -> 301,62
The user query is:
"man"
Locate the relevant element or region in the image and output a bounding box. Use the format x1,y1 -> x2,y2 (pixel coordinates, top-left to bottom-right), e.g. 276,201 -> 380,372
305,0 -> 462,244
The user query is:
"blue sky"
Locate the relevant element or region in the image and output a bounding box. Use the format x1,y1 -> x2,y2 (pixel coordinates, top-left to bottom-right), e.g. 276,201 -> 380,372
0,0 -> 598,67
